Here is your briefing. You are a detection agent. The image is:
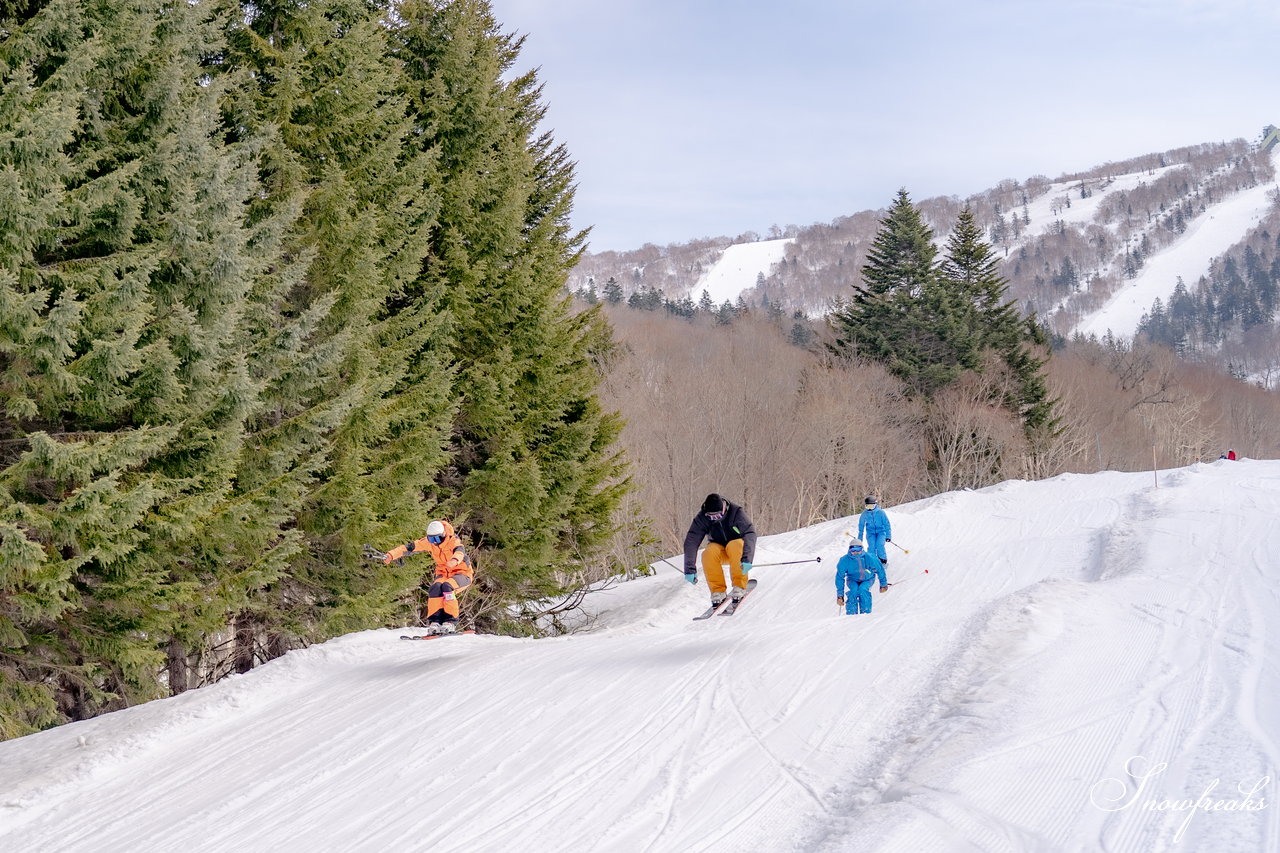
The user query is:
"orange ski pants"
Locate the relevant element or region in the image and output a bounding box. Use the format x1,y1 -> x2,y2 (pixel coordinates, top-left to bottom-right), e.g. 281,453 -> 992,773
425,575 -> 471,624
701,539 -> 747,595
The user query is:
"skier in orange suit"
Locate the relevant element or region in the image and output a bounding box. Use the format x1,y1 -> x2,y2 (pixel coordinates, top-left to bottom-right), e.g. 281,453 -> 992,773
381,520 -> 473,635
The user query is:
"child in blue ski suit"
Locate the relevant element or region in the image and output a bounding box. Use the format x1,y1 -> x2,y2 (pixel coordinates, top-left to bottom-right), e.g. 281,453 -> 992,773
835,541 -> 887,615
857,495 -> 892,566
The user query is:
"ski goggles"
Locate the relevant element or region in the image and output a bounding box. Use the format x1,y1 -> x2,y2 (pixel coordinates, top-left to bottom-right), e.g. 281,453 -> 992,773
427,534 -> 445,545
705,509 -> 725,521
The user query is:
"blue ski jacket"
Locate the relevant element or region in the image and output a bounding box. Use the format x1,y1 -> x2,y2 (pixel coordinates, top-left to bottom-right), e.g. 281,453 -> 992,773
857,507 -> 891,540
835,551 -> 887,592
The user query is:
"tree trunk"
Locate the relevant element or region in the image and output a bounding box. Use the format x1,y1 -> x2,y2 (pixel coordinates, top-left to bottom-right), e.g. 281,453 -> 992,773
233,613 -> 257,674
167,637 -> 189,695
266,632 -> 291,661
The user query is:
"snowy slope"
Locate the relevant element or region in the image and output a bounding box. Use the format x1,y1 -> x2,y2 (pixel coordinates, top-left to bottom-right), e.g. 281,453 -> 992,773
2,462 -> 1279,853
695,237 -> 792,306
1071,148 -> 1279,339
1020,165 -> 1182,241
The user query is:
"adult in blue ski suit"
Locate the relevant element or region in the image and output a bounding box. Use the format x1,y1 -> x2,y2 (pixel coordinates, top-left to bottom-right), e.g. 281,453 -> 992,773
856,494 -> 892,565
835,541 -> 887,615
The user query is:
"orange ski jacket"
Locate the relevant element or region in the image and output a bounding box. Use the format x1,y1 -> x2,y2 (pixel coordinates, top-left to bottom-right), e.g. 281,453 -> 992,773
383,520 -> 473,582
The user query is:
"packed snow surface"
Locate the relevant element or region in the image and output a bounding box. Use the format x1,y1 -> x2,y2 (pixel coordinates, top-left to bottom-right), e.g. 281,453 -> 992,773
2,461 -> 1279,852
695,237 -> 792,306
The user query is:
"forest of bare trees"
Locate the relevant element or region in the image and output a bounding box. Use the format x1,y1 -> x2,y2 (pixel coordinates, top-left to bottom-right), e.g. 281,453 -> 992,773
595,307 -> 1280,555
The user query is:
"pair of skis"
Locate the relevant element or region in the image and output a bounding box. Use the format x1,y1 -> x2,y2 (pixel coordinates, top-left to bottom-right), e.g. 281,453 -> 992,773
400,629 -> 476,641
692,579 -> 758,620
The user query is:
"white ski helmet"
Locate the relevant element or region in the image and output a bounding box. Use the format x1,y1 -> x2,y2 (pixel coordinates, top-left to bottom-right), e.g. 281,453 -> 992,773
426,520 -> 446,537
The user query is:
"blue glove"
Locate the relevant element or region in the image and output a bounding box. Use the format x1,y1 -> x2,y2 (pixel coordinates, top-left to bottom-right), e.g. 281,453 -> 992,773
741,561 -> 753,575
683,572 -> 697,585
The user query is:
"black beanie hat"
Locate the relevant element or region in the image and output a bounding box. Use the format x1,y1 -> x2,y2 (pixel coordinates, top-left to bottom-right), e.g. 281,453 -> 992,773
701,493 -> 724,513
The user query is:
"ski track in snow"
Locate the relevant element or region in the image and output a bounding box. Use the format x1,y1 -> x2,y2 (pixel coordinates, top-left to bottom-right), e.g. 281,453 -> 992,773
1,462 -> 1278,852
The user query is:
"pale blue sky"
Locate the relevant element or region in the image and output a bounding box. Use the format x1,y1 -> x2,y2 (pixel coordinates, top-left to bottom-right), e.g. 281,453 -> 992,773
489,0 -> 1277,252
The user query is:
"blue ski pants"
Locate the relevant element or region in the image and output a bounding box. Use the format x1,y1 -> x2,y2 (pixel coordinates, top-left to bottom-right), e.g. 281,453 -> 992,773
865,533 -> 888,564
846,579 -> 875,614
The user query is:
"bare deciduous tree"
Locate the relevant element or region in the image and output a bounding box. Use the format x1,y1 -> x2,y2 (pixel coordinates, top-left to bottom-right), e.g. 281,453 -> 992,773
592,304 -> 1280,565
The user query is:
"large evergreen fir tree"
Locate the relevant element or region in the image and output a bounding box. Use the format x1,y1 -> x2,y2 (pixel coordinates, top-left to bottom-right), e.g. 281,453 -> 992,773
939,207 -> 1055,432
1,0 -> 631,735
0,0 -> 292,730
222,0 -> 456,664
830,188 -> 966,396
831,194 -> 1055,434
394,0 -> 627,616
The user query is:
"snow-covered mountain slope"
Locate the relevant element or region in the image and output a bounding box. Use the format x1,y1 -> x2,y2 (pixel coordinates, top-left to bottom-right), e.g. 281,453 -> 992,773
571,141 -> 1279,355
1072,149 -> 1280,339
694,237 -> 793,306
2,462 -> 1279,853
1020,165 -> 1185,241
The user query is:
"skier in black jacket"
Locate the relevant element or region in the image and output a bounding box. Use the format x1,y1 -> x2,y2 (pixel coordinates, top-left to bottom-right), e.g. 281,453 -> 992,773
682,493 -> 758,606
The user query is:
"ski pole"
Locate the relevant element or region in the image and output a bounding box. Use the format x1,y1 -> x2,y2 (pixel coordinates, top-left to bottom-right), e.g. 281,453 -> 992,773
887,569 -> 929,587
363,543 -> 394,562
658,557 -> 685,574
844,530 -> 908,554
661,555 -> 821,573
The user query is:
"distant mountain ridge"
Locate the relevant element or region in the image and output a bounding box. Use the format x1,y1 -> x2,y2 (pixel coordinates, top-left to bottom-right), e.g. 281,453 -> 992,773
568,130 -> 1280,382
